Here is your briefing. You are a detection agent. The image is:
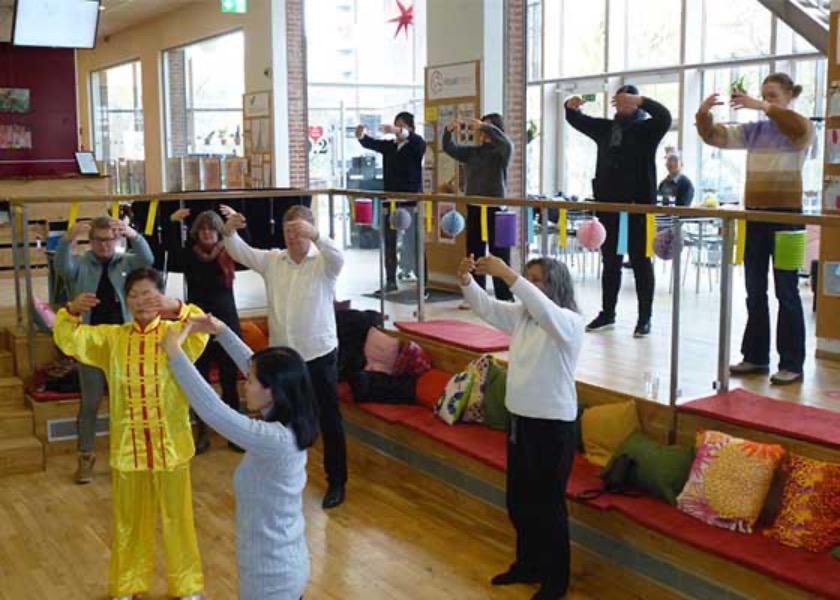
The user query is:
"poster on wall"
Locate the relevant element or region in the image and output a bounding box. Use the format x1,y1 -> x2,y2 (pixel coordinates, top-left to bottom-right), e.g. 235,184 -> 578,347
0,88 -> 30,113
244,91 -> 271,118
437,153 -> 457,193
436,104 -> 456,151
823,177 -> 840,212
824,262 -> 840,297
437,201 -> 457,244
829,83 -> 840,118
827,129 -> 840,164
0,124 -> 32,149
426,62 -> 478,102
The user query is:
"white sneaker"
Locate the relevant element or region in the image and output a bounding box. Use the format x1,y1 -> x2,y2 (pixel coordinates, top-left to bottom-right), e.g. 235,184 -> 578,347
458,301 -> 471,310
770,370 -> 803,386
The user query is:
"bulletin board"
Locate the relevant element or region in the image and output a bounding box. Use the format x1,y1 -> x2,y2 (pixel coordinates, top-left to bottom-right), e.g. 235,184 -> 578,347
423,60 -> 481,290
243,91 -> 273,189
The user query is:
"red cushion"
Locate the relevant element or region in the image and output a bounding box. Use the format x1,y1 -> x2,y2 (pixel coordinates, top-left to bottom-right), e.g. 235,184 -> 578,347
395,319 -> 510,353
356,403 -> 423,425
392,341 -> 432,377
679,388 -> 840,449
25,370 -> 80,402
415,369 -> 451,410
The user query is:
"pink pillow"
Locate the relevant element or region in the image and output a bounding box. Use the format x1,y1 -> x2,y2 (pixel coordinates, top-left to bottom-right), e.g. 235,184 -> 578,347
363,328 -> 401,374
392,341 -> 432,377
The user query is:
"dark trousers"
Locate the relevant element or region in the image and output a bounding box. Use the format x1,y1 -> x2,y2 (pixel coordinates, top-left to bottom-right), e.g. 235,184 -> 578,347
383,204 -> 428,285
307,350 -> 347,486
598,211 -> 654,323
507,415 -> 577,594
742,220 -> 805,373
466,205 -> 513,300
195,339 -> 241,413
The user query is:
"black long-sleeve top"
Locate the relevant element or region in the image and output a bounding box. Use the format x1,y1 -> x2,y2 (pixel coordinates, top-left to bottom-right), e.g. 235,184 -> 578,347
358,131 -> 426,193
565,98 -> 672,204
442,124 -> 513,198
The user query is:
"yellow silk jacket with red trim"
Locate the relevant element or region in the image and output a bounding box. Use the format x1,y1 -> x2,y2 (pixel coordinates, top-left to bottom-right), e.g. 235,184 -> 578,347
53,304 -> 209,471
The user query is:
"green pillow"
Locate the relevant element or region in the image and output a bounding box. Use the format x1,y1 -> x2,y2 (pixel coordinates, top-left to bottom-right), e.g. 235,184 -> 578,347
608,431 -> 695,505
483,361 -> 509,431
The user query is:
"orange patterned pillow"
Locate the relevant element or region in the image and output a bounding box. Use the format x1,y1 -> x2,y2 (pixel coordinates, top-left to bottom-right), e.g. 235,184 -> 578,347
764,455 -> 840,553
677,430 -> 785,533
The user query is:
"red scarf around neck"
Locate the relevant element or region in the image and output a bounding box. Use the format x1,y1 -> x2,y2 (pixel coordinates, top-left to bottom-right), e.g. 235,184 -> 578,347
192,242 -> 235,288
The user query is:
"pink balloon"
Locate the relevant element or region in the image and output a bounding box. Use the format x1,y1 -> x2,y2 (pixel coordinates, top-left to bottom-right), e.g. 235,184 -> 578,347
577,219 -> 607,250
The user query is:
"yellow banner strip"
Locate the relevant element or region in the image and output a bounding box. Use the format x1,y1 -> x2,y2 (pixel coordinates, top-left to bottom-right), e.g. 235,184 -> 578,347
144,200 -> 159,236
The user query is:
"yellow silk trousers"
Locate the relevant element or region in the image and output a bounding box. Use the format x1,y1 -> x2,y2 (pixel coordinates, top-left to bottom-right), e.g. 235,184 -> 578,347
108,464 -> 204,597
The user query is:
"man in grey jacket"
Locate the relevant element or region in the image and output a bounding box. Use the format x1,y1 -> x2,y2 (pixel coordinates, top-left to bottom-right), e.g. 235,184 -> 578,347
55,215 -> 154,483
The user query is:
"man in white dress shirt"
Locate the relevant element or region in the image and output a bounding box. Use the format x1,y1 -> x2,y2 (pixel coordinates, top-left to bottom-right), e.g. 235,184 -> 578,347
223,205 -> 348,509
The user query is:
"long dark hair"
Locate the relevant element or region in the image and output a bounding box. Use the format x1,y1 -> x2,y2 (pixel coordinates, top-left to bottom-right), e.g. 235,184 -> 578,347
526,257 -> 578,312
251,347 -> 319,450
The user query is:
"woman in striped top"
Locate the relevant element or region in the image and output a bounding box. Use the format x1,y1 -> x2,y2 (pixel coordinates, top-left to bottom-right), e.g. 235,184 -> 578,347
162,315 -> 319,600
696,72 -> 814,386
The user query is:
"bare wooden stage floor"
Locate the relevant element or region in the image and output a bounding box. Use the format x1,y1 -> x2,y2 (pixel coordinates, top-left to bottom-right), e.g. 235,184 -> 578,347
0,435 -> 641,600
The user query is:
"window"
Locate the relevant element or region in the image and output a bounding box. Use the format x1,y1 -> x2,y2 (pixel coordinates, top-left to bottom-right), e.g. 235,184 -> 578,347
90,60 -> 144,193
624,0 -> 681,69
527,85 -> 542,194
560,0 -> 605,77
162,31 -> 245,162
563,90 -> 606,198
702,0 -> 772,61
306,0 -> 426,188
527,0 -> 542,82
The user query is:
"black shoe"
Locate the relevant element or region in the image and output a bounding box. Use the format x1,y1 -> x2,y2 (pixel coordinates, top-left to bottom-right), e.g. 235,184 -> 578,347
633,321 -> 651,338
622,261 -> 632,269
491,565 -> 541,586
372,281 -> 399,297
322,484 -> 345,510
586,313 -> 615,332
228,441 -> 245,453
531,583 -> 567,600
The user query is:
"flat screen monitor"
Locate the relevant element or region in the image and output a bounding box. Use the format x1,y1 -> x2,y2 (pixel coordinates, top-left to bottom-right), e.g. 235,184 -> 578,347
13,0 -> 101,49
75,151 -> 99,176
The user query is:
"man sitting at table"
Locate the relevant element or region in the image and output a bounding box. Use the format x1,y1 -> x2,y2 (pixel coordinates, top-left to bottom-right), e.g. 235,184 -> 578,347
658,151 -> 695,207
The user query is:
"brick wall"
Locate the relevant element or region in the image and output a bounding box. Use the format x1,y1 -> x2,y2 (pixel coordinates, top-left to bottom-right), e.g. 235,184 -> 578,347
504,0 -> 526,198
166,49 -> 189,158
286,0 -> 309,187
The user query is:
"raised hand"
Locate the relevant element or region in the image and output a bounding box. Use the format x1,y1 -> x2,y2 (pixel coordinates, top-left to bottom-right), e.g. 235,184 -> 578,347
445,119 -> 461,133
355,124 -> 366,139
380,124 -> 399,135
66,221 -> 91,242
111,219 -> 138,240
285,219 -> 319,241
612,93 -> 642,113
457,254 -> 476,286
223,213 -> 247,236
187,314 -> 226,336
730,93 -> 767,112
466,118 -> 484,130
170,208 -> 191,223
474,255 -> 508,278
137,293 -> 180,316
68,292 -> 99,315
161,322 -> 193,356
699,93 -> 724,115
565,96 -> 586,111
218,204 -> 238,219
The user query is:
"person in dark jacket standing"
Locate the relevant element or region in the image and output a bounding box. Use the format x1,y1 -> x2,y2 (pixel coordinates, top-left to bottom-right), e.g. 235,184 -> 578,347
565,85 -> 671,337
443,113 -> 514,302
170,208 -> 243,453
356,111 -> 426,295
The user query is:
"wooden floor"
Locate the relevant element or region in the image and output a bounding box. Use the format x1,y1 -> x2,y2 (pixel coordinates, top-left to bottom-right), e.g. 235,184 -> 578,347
0,435 -> 639,600
4,245 -> 840,411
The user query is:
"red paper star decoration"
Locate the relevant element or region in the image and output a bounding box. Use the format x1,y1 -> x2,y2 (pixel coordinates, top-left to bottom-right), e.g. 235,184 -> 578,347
388,0 -> 414,38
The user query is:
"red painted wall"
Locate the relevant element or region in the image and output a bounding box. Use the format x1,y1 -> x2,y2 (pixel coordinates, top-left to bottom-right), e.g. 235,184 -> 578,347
0,43 -> 78,177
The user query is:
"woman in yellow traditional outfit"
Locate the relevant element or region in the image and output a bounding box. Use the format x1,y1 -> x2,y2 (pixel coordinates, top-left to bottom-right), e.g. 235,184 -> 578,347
53,267 -> 209,600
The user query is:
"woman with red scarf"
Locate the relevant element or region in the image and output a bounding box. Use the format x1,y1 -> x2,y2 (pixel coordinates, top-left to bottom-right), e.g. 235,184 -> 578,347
171,208 -> 242,453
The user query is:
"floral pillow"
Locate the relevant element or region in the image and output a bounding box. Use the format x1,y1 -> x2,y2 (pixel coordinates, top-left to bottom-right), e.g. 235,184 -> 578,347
677,430 -> 785,533
392,341 -> 432,377
764,454 -> 840,552
434,367 -> 478,425
462,355 -> 494,424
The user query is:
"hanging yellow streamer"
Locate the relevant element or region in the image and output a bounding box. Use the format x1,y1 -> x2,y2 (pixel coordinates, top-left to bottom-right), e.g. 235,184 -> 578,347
111,200 -> 120,220
735,219 -> 747,265
350,199 -> 356,222
144,200 -> 159,236
426,201 -> 433,233
390,199 -> 396,213
67,202 -> 80,229
480,205 -> 489,242
558,209 -> 568,248
645,213 -> 656,258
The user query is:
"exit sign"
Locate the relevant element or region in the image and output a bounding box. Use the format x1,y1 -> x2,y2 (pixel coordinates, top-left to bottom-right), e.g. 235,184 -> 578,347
221,0 -> 247,13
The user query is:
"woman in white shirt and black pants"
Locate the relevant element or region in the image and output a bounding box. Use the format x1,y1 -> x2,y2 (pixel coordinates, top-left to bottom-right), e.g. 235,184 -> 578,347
459,254 -> 584,600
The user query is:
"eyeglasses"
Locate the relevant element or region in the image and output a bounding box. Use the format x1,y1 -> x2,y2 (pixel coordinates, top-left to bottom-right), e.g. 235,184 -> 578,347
91,237 -> 117,244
